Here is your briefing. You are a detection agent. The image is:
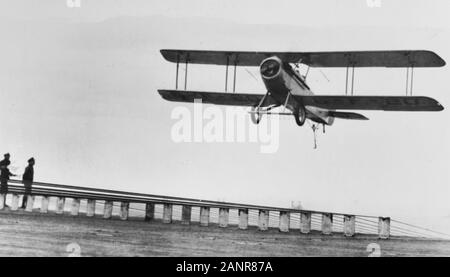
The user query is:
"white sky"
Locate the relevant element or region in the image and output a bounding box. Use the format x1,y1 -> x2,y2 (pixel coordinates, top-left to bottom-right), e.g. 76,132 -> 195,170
0,0 -> 449,234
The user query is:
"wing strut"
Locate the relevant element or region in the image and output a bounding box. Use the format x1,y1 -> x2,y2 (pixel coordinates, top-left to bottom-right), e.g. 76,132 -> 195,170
223,55 -> 238,93
305,65 -> 310,79
351,66 -> 355,95
225,56 -> 229,92
173,52 -> 190,90
175,54 -> 179,89
233,60 -> 237,92
184,57 -> 189,90
345,66 -> 349,95
405,64 -> 415,96
344,64 -> 356,95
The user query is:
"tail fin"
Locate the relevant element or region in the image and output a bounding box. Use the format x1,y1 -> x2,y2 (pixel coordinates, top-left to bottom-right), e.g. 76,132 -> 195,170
328,111 -> 369,120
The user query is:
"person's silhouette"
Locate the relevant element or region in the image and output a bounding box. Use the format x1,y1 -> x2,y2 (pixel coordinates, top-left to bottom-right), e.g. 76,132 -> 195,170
0,153 -> 17,208
21,157 -> 35,209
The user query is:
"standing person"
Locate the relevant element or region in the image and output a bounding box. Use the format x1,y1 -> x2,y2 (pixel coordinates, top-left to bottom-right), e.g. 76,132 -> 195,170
0,153 -> 16,196
21,157 -> 35,209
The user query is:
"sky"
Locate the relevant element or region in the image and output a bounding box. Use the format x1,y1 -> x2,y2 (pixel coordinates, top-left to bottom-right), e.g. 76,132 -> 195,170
0,0 -> 449,234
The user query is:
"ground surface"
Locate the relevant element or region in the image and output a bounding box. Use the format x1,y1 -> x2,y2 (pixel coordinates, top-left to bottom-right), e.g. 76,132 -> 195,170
1,210 -> 450,257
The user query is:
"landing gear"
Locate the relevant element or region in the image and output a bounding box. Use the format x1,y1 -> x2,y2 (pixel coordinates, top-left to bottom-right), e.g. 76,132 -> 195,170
294,105 -> 306,126
250,106 -> 263,124
250,91 -> 271,125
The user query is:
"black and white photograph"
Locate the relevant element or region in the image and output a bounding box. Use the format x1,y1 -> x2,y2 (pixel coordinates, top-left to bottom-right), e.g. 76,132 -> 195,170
0,0 -> 450,261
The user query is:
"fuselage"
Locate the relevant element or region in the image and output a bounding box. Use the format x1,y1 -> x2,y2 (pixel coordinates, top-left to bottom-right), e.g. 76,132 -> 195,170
259,56 -> 335,125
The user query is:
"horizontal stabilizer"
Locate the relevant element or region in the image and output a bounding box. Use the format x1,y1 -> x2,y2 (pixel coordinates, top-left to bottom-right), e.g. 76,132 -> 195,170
328,111 -> 369,120
161,49 -> 445,67
297,95 -> 444,111
158,89 -> 277,107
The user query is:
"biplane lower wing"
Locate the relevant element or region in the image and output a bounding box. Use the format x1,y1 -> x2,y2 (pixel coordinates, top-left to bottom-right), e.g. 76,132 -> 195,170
159,90 -> 444,112
298,95 -> 444,111
158,89 -> 277,107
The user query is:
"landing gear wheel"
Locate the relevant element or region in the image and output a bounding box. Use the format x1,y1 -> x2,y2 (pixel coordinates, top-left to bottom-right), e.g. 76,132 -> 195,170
294,106 -> 306,126
250,106 -> 262,124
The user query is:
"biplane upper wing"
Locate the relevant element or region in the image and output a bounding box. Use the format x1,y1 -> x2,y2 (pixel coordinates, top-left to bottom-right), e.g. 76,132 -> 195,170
158,89 -> 277,107
299,95 -> 444,111
161,49 -> 445,67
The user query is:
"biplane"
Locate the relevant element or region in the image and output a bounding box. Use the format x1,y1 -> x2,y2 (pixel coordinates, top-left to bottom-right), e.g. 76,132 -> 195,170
158,49 -> 445,132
